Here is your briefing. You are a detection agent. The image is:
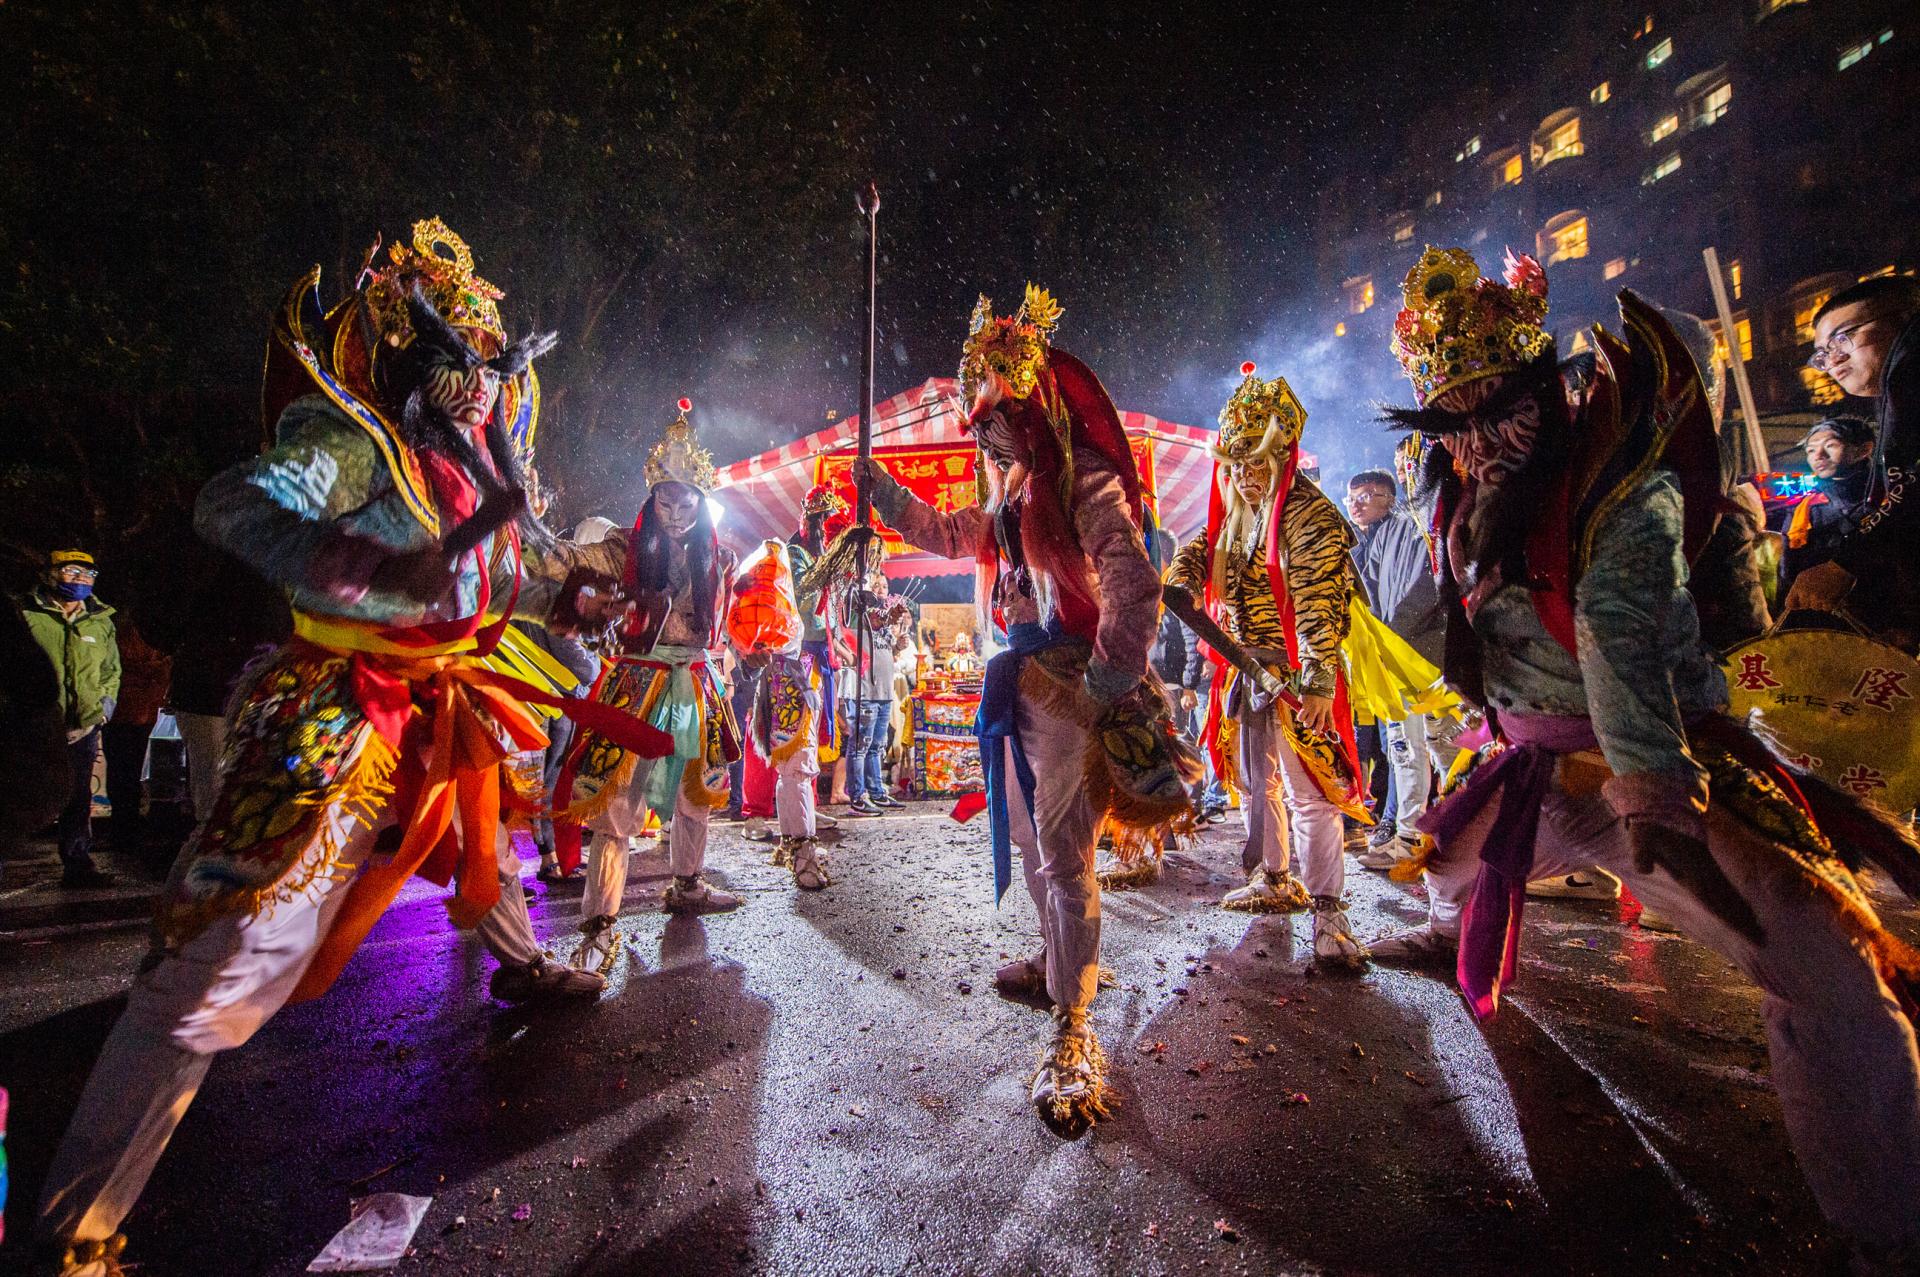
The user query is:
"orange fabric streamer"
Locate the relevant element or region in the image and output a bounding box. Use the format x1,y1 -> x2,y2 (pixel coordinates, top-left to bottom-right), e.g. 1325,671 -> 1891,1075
289,656 -> 550,1002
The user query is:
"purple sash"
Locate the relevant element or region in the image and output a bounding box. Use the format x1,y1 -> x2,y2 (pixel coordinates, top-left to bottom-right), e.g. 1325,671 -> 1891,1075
1417,713 -> 1599,1019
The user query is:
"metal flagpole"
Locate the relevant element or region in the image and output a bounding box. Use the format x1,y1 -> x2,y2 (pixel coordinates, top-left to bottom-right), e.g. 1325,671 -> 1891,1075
1703,246 -> 1768,476
856,182 -> 880,526
852,182 -> 881,721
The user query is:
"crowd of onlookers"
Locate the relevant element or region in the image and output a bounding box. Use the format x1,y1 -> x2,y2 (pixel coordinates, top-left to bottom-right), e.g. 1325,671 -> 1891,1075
3,540 -> 290,888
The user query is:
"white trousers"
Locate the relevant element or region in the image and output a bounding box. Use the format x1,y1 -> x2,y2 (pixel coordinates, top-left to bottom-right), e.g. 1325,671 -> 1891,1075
175,711 -> 227,823
1381,713 -> 1432,838
775,739 -> 819,838
38,799 -> 541,1246
1420,780 -> 1920,1257
583,757 -> 714,919
1238,705 -> 1346,898
1005,687 -> 1101,1011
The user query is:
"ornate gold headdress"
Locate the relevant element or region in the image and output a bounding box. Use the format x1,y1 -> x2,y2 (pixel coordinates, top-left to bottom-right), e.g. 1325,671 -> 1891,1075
1392,245 -> 1552,406
644,397 -> 717,492
959,283 -> 1063,404
1213,361 -> 1307,462
802,483 -> 848,518
362,217 -> 507,354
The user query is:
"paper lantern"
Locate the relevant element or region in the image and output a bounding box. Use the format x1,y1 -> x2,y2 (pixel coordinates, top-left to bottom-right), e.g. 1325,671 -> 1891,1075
727,540 -> 801,653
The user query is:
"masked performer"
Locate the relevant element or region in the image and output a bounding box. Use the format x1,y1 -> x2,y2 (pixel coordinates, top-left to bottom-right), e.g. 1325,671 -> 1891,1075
33,219 -> 664,1276
1371,246 -> 1920,1271
551,401 -> 744,975
747,484 -> 846,889
1164,363 -> 1373,965
854,285 -> 1191,1136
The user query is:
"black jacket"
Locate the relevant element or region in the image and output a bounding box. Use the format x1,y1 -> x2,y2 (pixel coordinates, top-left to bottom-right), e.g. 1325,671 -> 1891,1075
1151,609 -> 1187,686
1782,458 -> 1876,586
1829,311 -> 1920,644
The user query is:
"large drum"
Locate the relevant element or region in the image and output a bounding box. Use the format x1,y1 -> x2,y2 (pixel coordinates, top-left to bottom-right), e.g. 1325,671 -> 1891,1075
1721,627 -> 1920,813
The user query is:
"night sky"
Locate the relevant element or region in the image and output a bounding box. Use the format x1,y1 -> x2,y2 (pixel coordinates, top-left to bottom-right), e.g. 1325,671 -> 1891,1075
2,0 -> 1521,546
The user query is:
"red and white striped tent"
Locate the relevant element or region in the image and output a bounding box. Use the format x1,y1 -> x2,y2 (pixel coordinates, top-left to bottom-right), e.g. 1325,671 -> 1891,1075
709,376 -> 1253,577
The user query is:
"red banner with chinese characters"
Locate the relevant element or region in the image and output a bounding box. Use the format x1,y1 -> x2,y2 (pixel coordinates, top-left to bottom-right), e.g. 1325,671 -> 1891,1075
812,438 -> 1160,556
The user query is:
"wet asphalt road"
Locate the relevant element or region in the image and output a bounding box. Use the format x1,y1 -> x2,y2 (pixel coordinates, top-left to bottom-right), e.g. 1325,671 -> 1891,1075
4,803 -> 1916,1276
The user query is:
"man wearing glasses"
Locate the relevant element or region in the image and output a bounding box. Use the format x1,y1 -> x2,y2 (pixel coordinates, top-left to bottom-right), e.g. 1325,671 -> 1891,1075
1784,276 -> 1920,648
19,549 -> 120,887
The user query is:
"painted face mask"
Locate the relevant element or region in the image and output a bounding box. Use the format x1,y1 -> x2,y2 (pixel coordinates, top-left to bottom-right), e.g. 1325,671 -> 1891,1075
976,409 -> 1022,471
1231,457 -> 1274,505
653,483 -> 702,538
1448,381 -> 1544,486
424,357 -> 502,431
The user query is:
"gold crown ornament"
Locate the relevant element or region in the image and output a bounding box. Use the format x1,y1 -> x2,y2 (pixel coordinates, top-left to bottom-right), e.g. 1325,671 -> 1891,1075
959,283 -> 1063,404
644,397 -> 718,492
1393,246 -> 1553,406
1213,361 -> 1307,462
802,483 -> 848,518
363,217 -> 508,355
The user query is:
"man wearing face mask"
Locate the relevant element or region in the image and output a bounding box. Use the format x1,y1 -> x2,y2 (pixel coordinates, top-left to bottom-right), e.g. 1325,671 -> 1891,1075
854,285 -> 1192,1138
1165,365 -> 1372,965
1784,276 -> 1920,648
1372,246 -> 1920,1273
1780,415 -> 1877,597
20,549 -> 121,887
551,401 -> 744,975
34,220 -> 649,1277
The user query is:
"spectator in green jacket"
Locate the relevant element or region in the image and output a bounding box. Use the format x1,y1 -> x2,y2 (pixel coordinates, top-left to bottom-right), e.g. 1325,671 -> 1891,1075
18,548 -> 120,886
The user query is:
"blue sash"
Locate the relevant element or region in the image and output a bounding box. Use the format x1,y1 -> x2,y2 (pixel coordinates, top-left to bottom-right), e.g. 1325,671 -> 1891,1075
977,619 -> 1072,902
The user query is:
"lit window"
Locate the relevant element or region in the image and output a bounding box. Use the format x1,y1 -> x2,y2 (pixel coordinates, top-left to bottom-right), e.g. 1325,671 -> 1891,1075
1649,113 -> 1680,143
1729,259 -> 1743,298
1500,154 -> 1524,186
1455,134 -> 1483,162
1698,82 -> 1732,124
1795,291 -> 1836,343
1838,38 -> 1876,69
1334,322 -> 1348,337
1536,116 -> 1583,165
1344,276 -> 1375,314
1800,365 -> 1846,406
1425,188 -> 1444,208
1538,213 -> 1590,265
1639,15 -> 1654,37
1604,257 -> 1628,280
1709,317 -> 1754,366
1591,81 -> 1611,104
1391,220 -> 1415,244
1647,36 -> 1673,68
1642,153 -> 1682,184
1759,0 -> 1806,15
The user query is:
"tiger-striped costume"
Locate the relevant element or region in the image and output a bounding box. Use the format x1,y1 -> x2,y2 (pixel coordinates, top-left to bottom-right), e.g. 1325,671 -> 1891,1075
1167,472 -> 1367,817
